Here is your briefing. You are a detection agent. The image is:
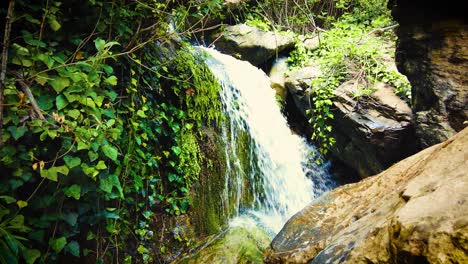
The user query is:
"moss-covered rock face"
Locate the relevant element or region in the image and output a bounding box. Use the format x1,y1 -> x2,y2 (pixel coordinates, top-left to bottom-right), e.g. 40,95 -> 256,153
175,217 -> 271,264
190,123 -> 258,236
265,128 -> 468,263
191,127 -> 229,236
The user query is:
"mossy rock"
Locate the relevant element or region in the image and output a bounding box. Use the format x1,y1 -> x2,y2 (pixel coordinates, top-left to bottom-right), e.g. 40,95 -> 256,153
175,217 -> 271,264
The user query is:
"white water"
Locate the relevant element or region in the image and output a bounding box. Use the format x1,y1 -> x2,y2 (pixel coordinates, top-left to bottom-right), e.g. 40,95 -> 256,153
200,47 -> 334,234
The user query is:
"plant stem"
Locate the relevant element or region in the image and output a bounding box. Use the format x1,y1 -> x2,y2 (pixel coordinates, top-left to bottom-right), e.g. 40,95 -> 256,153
0,0 -> 16,148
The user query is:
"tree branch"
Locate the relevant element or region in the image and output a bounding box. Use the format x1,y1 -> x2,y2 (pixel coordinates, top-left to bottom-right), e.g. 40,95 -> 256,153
0,0 -> 16,148
12,72 -> 46,121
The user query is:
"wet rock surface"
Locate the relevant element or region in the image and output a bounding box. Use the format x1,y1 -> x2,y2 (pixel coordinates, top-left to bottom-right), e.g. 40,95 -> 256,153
265,127 -> 468,263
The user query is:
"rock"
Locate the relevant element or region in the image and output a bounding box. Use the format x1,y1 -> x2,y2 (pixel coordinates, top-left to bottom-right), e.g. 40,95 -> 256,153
265,127 -> 468,263
330,80 -> 417,177
285,66 -> 416,177
284,63 -> 321,116
211,24 -> 295,66
269,57 -> 290,102
391,0 -> 468,147
175,217 -> 271,264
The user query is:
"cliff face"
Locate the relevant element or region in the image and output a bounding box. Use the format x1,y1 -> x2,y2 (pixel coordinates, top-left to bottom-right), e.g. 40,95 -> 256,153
391,0 -> 468,147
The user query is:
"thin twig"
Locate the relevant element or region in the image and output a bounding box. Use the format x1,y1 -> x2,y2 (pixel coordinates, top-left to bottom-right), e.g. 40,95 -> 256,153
0,0 -> 16,148
12,72 -> 46,121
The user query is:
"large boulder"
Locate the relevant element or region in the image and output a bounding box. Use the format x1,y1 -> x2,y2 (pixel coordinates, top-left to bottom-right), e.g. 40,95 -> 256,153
211,24 -> 295,66
284,63 -> 321,116
285,64 -> 416,177
265,127 -> 468,263
330,80 -> 416,177
391,0 -> 468,147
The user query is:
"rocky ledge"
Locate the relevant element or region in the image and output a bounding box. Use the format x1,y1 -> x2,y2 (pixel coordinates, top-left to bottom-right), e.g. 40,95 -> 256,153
265,127 -> 468,263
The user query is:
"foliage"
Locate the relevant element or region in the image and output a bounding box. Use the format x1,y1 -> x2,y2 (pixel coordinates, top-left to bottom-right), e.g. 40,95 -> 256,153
0,0 -> 222,263
234,0 -> 392,33
287,5 -> 410,153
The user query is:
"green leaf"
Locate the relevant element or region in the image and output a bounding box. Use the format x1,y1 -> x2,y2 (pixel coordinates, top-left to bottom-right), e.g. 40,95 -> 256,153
136,110 -> 147,118
64,156 -> 81,168
66,241 -> 80,257
104,76 -> 117,86
80,97 -> 96,109
88,151 -> 98,162
94,38 -> 105,52
55,165 -> 69,176
168,173 -> 178,182
8,126 -> 28,140
49,77 -> 70,93
102,145 -> 118,161
17,200 -> 28,209
67,109 -> 81,119
63,212 -> 78,226
56,95 -> 68,110
40,168 -> 58,181
77,141 -> 90,151
49,237 -> 67,253
23,249 -> 41,264
96,160 -> 107,170
99,175 -> 113,193
171,146 -> 182,156
81,163 -> 99,179
64,185 -> 81,200
0,195 -> 16,204
48,18 -> 61,31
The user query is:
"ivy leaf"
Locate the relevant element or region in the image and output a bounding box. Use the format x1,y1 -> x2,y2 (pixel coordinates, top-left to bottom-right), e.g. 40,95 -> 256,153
171,146 -> 182,156
47,18 -> 61,31
102,145 -> 118,161
49,77 -> 70,93
136,110 -> 147,118
62,212 -> 78,226
168,173 -> 178,182
81,163 -> 99,179
88,151 -> 99,162
77,141 -> 90,151
64,185 -> 81,200
40,168 -> 58,181
8,126 -> 28,140
0,195 -> 16,204
96,160 -> 107,170
99,175 -> 113,193
49,237 -> 67,253
56,95 -> 68,110
104,76 -> 117,86
94,38 -> 105,52
23,249 -> 41,264
55,165 -> 69,176
17,200 -> 28,209
67,109 -> 81,119
66,241 -> 80,257
63,156 -> 81,168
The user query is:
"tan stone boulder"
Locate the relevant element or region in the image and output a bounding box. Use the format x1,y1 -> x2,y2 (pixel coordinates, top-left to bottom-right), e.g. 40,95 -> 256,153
211,24 -> 295,66
265,127 -> 468,263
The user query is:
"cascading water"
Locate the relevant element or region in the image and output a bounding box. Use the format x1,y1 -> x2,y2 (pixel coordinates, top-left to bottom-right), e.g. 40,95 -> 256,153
199,47 -> 334,234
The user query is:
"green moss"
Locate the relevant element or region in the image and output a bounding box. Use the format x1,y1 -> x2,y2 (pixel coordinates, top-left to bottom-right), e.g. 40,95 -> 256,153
191,128 -> 229,235
175,222 -> 271,264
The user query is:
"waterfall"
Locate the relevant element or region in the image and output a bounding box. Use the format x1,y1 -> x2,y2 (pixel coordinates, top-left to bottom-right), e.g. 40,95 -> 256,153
199,47 -> 334,234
